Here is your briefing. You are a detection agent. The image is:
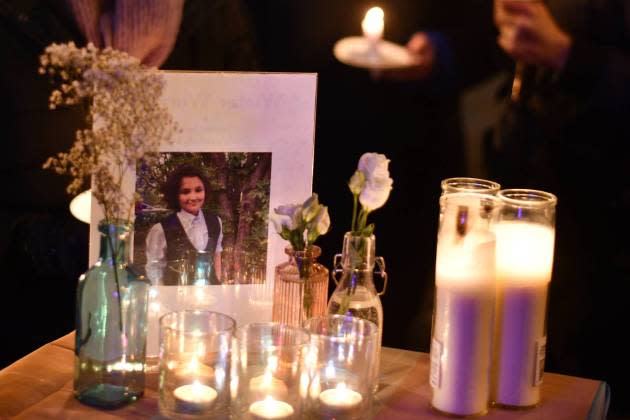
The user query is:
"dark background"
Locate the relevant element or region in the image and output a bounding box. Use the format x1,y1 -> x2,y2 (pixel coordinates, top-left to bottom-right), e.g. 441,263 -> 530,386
3,0 -> 628,417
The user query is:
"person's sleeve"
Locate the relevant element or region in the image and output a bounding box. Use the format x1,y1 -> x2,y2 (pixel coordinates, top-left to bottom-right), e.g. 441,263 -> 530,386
215,216 -> 223,253
557,1 -> 630,112
558,41 -> 630,111
145,223 -> 167,284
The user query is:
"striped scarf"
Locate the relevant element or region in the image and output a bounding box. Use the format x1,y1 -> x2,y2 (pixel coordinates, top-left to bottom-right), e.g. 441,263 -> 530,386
65,0 -> 184,67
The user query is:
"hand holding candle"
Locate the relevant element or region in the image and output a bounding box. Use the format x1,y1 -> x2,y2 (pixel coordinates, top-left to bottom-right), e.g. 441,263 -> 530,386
334,5 -> 418,70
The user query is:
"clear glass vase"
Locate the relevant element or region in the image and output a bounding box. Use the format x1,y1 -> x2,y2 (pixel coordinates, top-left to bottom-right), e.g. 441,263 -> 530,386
327,233 -> 387,388
74,221 -> 150,408
272,245 -> 329,327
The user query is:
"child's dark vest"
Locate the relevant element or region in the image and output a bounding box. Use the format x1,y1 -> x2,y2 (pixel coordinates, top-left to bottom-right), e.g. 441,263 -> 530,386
160,211 -> 220,285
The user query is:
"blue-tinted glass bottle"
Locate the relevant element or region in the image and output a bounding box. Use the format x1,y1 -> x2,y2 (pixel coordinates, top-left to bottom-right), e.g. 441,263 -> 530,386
74,221 -> 149,408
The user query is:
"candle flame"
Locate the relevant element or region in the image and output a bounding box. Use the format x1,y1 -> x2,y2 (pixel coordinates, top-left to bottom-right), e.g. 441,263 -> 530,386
362,6 -> 384,40
365,6 -> 384,21
191,380 -> 204,397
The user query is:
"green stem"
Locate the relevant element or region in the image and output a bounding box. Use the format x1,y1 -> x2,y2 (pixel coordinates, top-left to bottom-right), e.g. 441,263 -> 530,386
351,194 -> 358,233
356,208 -> 369,233
298,250 -> 313,320
106,230 -> 124,332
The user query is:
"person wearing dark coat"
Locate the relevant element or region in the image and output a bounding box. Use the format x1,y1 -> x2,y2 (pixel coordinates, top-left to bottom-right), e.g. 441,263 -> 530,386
491,0 -> 630,416
0,0 -> 259,368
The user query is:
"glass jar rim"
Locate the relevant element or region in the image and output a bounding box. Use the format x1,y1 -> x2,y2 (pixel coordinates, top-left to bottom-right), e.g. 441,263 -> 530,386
285,245 -> 322,258
439,191 -> 500,206
235,322 -> 310,347
343,231 -> 376,240
160,309 -> 236,335
441,177 -> 501,193
302,314 -> 378,339
498,189 -> 558,208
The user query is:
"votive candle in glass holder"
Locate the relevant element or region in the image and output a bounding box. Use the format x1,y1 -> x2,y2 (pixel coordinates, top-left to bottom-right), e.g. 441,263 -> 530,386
430,191 -> 500,417
302,315 -> 379,420
231,323 -> 309,419
491,189 -> 557,408
159,310 -> 236,419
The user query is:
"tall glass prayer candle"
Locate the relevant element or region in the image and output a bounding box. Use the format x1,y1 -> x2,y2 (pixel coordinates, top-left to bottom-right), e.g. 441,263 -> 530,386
430,191 -> 499,416
491,189 -> 557,408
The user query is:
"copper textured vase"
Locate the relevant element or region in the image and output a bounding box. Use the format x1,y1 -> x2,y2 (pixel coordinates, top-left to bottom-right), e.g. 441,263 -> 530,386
272,246 -> 329,327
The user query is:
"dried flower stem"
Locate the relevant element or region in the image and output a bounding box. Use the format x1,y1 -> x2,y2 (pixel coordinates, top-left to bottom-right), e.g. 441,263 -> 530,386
40,42 -> 177,224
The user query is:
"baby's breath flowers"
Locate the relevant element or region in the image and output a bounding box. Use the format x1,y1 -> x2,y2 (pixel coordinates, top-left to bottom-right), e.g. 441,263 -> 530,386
40,42 -> 177,222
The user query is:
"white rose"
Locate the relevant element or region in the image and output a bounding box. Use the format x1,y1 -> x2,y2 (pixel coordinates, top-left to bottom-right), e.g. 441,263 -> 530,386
270,213 -> 290,234
306,205 -> 330,243
313,205 -> 330,235
272,203 -> 302,232
357,153 -> 393,211
302,193 -> 321,222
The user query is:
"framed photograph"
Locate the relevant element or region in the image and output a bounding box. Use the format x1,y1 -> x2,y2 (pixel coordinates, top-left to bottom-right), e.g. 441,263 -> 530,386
88,72 -> 317,351
134,151 -> 272,286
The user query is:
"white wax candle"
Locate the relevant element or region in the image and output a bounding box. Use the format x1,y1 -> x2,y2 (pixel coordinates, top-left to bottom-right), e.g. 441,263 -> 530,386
249,396 -> 294,420
492,222 -> 554,407
173,380 -> 217,413
361,7 -> 384,43
431,225 -> 496,416
318,382 -> 363,416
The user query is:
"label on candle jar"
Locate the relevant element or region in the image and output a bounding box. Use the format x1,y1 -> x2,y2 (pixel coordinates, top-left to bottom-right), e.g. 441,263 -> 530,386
533,337 -> 547,386
430,338 -> 442,388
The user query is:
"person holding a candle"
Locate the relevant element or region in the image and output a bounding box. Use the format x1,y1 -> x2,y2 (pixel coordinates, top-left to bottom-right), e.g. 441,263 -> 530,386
145,163 -> 223,285
490,0 -> 630,416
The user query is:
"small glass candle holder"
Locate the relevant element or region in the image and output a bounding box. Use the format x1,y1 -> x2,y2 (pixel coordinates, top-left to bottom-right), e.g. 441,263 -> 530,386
231,323 -> 309,419
159,310 -> 236,419
491,189 -> 557,408
302,315 -> 379,420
